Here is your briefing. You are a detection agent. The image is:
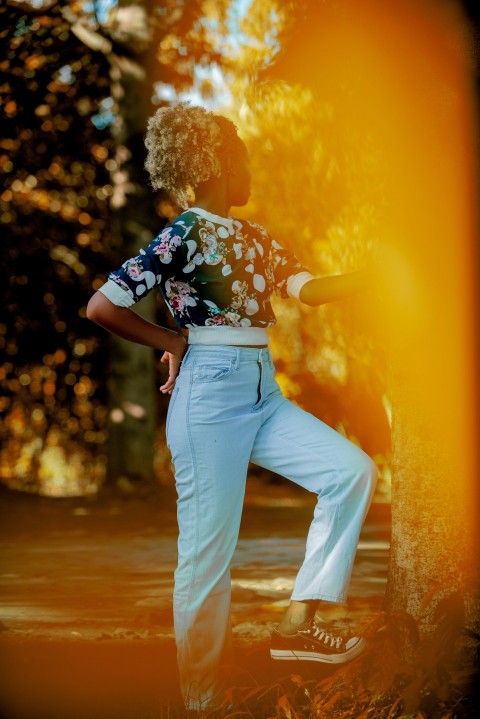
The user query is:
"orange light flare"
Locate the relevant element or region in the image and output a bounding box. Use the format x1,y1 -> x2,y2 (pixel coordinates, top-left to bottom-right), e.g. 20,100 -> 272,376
387,2 -> 477,542
281,0 -> 478,547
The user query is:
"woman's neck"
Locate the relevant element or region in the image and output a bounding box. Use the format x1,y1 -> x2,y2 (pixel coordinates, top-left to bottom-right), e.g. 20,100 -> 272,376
193,179 -> 230,218
193,199 -> 231,218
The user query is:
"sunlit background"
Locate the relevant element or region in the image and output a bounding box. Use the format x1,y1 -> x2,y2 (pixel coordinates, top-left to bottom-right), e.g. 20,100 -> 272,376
0,0 -> 477,536
1,3 -> 479,717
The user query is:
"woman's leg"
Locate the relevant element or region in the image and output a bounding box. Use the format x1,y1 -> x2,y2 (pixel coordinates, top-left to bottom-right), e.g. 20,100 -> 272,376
250,394 -> 378,621
166,348 -> 261,711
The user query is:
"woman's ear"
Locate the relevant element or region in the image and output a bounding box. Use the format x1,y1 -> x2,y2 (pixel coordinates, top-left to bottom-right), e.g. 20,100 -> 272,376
224,155 -> 236,175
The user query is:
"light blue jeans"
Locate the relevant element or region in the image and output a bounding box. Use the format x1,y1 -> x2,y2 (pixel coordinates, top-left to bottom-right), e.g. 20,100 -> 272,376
166,344 -> 378,711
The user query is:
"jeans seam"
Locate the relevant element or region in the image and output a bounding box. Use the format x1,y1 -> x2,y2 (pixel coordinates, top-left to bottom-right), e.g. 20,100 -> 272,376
183,378 -> 200,634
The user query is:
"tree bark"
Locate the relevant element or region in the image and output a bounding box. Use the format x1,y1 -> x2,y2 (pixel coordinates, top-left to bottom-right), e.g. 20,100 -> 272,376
374,0 -> 480,641
104,3 -> 159,485
385,340 -> 479,636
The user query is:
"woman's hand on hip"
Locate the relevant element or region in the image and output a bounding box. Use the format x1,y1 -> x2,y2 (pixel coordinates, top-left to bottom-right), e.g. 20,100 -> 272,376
159,334 -> 188,395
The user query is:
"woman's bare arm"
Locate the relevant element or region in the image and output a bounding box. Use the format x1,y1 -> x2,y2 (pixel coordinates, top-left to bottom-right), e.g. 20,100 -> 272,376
298,267 -> 379,306
86,291 -> 187,394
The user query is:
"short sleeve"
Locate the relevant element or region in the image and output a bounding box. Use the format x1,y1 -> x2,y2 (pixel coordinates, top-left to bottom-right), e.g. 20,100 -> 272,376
98,220 -> 190,307
269,237 -> 315,300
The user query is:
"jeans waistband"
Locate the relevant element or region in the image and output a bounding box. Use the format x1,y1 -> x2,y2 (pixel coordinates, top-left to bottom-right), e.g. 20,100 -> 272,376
187,326 -> 269,345
182,343 -> 272,367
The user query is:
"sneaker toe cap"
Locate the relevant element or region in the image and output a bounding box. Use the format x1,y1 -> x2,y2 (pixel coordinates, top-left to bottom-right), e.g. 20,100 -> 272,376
345,636 -> 366,650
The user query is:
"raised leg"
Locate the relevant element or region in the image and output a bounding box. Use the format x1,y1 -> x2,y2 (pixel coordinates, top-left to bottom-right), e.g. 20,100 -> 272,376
250,397 -> 378,608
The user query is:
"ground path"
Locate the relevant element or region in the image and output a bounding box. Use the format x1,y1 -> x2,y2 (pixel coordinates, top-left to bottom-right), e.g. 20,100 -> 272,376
0,482 -> 390,718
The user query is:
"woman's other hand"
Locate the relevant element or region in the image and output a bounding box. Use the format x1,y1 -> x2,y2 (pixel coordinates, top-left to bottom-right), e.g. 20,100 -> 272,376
159,334 -> 188,395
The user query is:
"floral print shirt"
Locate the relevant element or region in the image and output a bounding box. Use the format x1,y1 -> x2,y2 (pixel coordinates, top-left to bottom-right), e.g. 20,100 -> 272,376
99,207 -> 314,329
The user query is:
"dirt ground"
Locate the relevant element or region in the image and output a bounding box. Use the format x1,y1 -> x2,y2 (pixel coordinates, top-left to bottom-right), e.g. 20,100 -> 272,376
0,482 -> 390,719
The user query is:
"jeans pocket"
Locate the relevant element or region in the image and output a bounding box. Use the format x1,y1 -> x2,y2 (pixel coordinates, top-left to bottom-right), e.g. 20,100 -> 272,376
192,359 -> 236,383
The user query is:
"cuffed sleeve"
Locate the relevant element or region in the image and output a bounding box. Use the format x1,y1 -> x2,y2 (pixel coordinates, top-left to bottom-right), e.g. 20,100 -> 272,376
269,237 -> 314,299
102,220 -> 190,307
286,270 -> 316,300
98,278 -> 136,307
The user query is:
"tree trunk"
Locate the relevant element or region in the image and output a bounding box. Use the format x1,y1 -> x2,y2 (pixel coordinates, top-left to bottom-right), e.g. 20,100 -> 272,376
104,2 -> 162,486
375,1 -> 480,641
106,301 -> 158,485
385,343 -> 479,635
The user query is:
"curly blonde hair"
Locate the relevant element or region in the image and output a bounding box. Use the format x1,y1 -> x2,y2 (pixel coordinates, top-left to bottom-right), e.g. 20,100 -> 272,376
144,100 -> 244,210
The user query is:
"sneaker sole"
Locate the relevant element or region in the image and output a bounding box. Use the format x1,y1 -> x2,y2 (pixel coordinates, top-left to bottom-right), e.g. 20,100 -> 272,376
270,637 -> 366,664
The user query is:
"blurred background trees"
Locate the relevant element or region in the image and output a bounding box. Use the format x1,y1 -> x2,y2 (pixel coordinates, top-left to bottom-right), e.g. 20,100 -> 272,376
2,0 -> 395,497
1,0 -> 234,493
1,1 -> 114,495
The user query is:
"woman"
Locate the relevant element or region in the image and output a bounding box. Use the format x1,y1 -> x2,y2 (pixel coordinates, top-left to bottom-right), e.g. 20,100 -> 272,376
87,101 -> 379,713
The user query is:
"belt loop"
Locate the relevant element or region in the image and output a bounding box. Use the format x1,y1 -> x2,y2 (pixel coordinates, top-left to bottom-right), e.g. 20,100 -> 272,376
235,346 -> 240,370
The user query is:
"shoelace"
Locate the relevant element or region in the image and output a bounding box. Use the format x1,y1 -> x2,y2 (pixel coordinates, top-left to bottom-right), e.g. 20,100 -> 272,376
301,622 -> 344,649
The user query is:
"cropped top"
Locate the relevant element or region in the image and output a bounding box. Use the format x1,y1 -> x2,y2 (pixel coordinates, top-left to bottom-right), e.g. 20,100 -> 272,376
99,206 -> 315,343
